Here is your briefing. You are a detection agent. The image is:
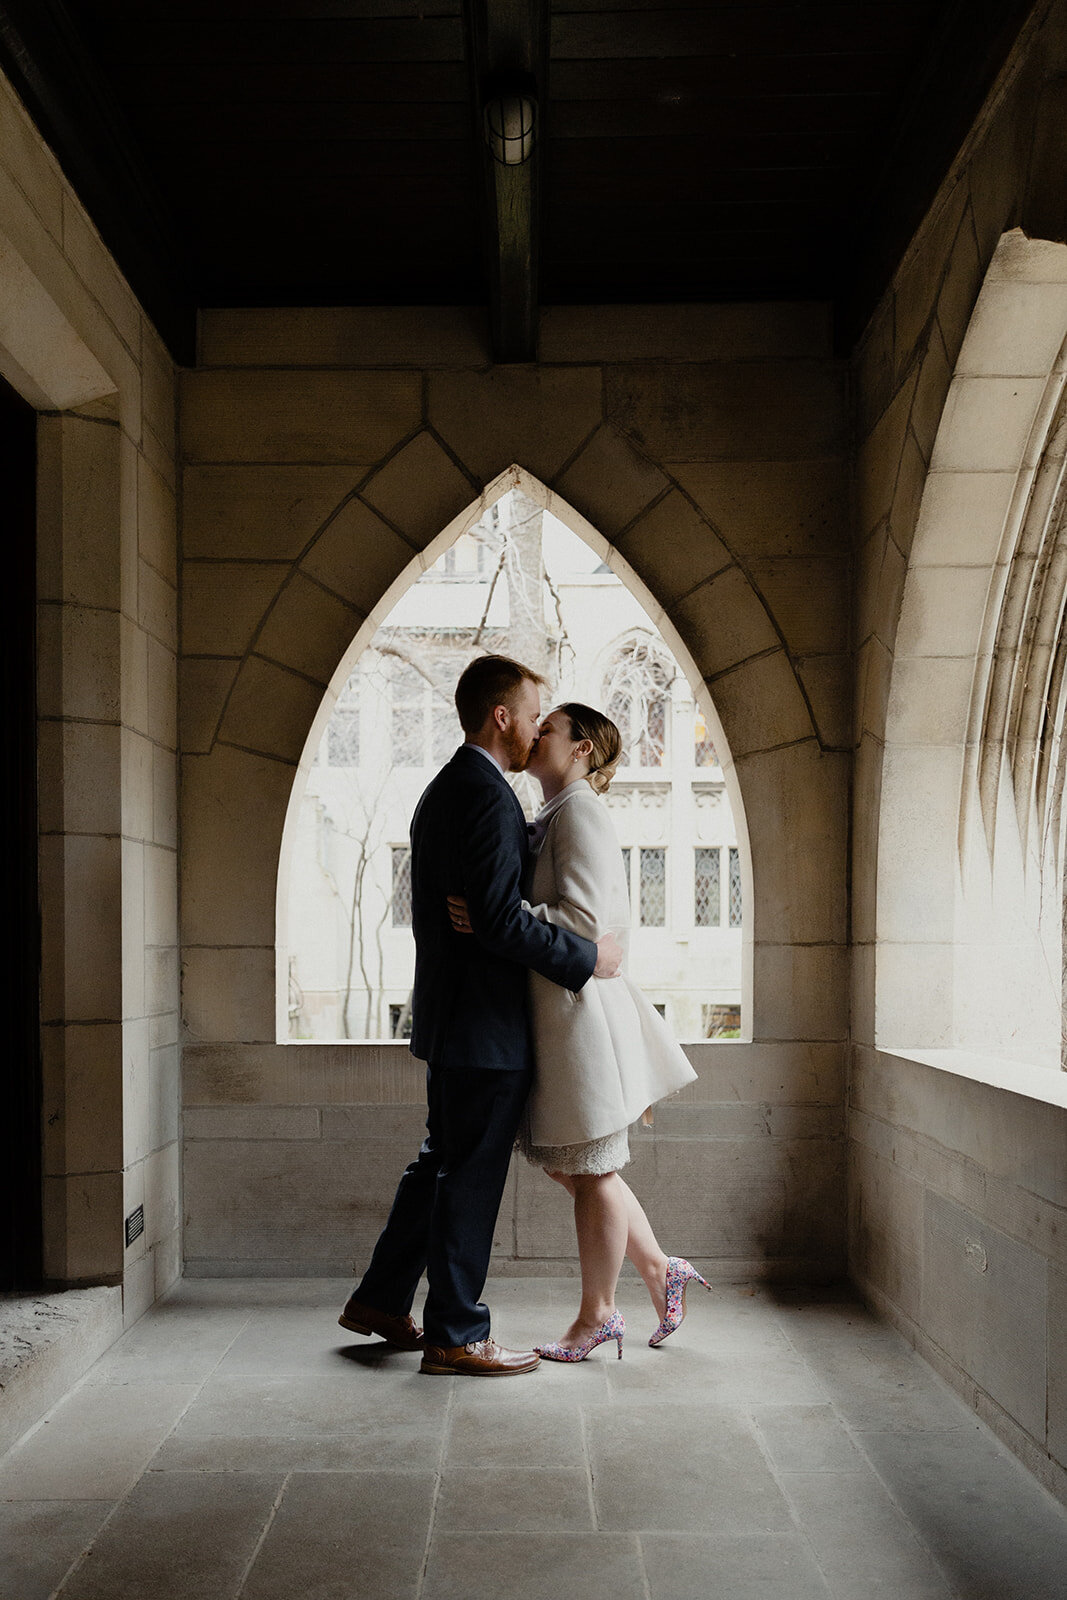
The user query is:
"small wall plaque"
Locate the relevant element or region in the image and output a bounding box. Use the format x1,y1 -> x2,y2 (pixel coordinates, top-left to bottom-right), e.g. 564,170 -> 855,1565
125,1205 -> 145,1248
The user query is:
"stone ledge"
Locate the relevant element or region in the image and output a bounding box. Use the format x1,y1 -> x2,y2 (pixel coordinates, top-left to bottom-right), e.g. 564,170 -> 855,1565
882,1046 -> 1067,1110
0,1285 -> 122,1455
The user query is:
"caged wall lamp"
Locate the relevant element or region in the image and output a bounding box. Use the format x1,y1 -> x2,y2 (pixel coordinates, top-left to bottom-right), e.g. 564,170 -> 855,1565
483,92 -> 537,165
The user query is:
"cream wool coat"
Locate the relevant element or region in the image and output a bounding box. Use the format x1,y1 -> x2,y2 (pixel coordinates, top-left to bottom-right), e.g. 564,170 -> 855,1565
525,781 -> 697,1147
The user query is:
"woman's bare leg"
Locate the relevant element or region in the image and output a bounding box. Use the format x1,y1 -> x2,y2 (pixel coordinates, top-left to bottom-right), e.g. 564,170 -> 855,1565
544,1171 -> 627,1344
615,1175 -> 668,1321
546,1169 -> 669,1334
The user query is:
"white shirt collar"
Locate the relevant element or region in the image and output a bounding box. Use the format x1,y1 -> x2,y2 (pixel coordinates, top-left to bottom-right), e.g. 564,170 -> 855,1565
465,741 -> 507,776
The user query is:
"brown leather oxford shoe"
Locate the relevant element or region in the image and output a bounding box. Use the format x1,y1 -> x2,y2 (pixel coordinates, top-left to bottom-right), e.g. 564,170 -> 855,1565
419,1338 -> 540,1376
338,1298 -> 424,1350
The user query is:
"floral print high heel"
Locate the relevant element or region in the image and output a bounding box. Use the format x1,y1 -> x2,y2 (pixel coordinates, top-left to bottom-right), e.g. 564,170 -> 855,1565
536,1309 -> 625,1362
648,1257 -> 712,1347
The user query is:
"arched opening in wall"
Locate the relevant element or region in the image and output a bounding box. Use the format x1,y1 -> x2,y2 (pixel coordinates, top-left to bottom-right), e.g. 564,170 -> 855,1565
876,230 -> 1067,1087
277,467 -> 750,1045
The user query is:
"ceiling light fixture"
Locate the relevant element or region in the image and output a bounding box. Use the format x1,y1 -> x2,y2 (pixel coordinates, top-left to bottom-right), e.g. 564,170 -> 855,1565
483,92 -> 537,166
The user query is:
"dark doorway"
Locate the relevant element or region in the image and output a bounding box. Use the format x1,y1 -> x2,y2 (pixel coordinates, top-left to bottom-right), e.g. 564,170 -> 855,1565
0,375 -> 42,1289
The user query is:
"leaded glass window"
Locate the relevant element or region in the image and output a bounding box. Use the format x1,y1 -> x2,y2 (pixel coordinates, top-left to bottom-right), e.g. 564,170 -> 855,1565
694,847 -> 721,927
728,846 -> 743,927
694,708 -> 717,767
640,847 -> 666,926
621,846 -> 632,906
391,846 -> 413,927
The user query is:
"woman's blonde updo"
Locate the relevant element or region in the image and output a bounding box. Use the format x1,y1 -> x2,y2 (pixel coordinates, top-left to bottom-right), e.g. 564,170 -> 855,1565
559,702 -> 623,795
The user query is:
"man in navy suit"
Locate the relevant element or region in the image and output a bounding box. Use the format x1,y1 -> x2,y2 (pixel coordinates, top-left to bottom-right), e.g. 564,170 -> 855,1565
339,655 -> 621,1375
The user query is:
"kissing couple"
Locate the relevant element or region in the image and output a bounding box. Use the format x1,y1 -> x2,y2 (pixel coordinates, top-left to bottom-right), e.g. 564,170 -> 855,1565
339,653 -> 710,1373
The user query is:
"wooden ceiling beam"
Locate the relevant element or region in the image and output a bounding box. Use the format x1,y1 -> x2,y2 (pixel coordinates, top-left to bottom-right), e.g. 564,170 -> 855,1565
464,0 -> 547,363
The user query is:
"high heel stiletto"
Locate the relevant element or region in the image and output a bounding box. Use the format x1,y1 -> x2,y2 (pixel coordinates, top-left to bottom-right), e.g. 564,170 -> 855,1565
648,1257 -> 712,1347
535,1309 -> 625,1362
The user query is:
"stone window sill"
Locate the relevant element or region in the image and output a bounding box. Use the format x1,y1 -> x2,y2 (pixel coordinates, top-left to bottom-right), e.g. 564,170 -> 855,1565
885,1046 -> 1067,1110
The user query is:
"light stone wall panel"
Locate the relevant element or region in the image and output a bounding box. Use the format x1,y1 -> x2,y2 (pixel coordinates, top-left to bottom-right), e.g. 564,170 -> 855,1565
359,429 -> 476,544
179,658 -> 240,754
705,650 -> 815,754
672,458 -> 847,561
183,463 -> 360,561
552,424 -> 670,536
254,572 -> 362,687
0,64 -> 183,1310
180,562 -> 287,657
922,1191 -> 1048,1443
1050,1270 -> 1067,1470
427,365 -> 602,485
670,566 -> 780,680
218,655 -> 325,762
179,369 -> 422,464
795,655 -> 852,749
299,496 -> 413,610
612,489 -> 732,605
735,744 -> 849,945
604,363 -> 846,462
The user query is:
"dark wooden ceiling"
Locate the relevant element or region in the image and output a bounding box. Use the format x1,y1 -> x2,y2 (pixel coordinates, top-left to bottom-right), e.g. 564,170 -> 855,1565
0,0 -> 1041,360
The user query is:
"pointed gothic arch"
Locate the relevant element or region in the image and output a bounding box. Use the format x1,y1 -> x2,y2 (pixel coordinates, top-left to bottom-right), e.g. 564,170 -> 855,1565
274,463 -> 755,1042
877,230 -> 1067,1090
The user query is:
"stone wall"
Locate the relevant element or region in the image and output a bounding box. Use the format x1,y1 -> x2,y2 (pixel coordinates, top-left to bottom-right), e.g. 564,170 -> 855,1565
0,67 -> 180,1322
180,302 -> 851,1279
849,12 -> 1067,1502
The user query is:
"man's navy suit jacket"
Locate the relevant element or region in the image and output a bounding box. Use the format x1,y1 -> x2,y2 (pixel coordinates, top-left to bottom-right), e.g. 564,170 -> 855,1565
408,744 -> 597,1071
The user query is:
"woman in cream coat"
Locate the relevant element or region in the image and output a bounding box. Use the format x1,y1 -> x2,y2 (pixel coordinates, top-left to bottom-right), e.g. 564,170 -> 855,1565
456,702 -> 711,1361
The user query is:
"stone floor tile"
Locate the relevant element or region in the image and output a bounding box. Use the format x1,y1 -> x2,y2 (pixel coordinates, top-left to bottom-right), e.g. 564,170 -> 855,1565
240,1470 -> 434,1599
780,1468 -> 955,1599
859,1425 -> 1067,1599
607,1347 -> 831,1406
175,1278 -> 355,1309
751,1404 -> 865,1473
421,1531 -> 648,1600
149,1434 -> 390,1472
0,1501 -> 112,1600
83,1304 -> 250,1384
642,1531 -> 833,1600
779,1326 -> 968,1433
219,1307 -> 403,1377
53,1471 -> 283,1599
587,1403 -> 794,1533
169,1373 -> 448,1468
0,1382 -> 198,1499
444,1397 -> 587,1470
450,1358 -> 611,1411
435,1467 -> 595,1532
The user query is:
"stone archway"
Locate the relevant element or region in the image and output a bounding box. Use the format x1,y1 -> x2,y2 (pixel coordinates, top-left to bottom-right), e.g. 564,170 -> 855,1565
273,462 -> 757,1043
877,230 -> 1067,1075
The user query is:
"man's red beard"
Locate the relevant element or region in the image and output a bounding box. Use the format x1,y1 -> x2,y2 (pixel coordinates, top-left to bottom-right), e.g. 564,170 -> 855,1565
502,722 -> 536,772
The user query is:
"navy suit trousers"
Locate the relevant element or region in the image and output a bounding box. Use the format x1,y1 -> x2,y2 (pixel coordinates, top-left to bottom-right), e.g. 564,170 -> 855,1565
354,1061 -> 532,1348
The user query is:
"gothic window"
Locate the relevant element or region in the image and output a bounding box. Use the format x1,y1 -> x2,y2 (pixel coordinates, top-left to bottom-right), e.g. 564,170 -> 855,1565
694,847 -> 721,927
603,637 -> 673,768
391,846 -> 413,927
728,846 -> 743,927
621,846 -> 632,905
640,847 -> 666,926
